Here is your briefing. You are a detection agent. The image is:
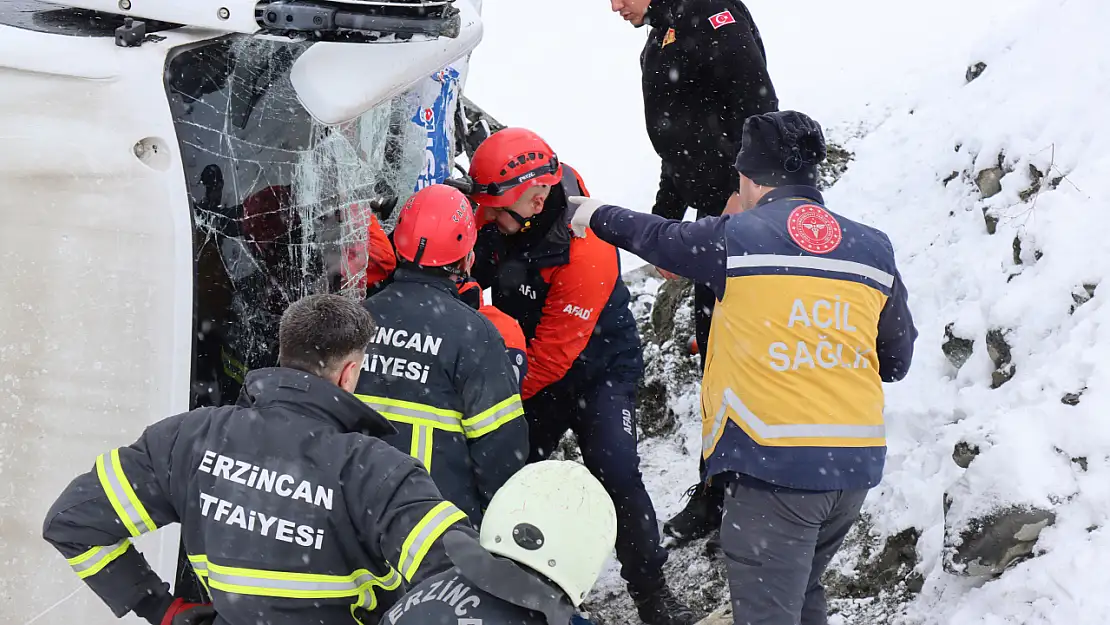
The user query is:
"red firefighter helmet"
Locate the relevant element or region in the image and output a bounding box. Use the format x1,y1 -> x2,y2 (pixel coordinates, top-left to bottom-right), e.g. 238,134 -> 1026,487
393,184 -> 477,267
468,128 -> 563,208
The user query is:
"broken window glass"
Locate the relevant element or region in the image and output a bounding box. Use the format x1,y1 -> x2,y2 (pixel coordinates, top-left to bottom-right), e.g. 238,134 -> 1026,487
167,35 -> 427,409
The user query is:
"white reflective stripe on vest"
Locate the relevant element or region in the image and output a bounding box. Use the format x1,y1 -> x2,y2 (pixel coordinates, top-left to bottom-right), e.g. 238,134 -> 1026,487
704,387 -> 886,452
727,254 -> 895,289
66,540 -> 131,579
96,449 -> 158,537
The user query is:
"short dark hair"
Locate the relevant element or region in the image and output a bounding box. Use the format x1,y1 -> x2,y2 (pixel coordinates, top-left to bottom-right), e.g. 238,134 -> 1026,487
278,294 -> 375,377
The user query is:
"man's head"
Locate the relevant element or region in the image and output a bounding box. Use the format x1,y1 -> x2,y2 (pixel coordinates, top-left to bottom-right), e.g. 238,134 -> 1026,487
393,183 -> 478,274
468,128 -> 563,235
609,0 -> 652,26
278,294 -> 374,393
732,110 -> 828,212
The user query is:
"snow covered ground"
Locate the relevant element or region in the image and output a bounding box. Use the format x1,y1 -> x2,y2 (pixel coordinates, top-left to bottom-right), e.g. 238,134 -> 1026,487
468,1 -> 1110,623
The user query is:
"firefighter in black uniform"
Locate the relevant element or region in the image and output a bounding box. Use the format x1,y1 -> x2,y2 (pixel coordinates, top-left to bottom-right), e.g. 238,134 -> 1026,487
610,0 -> 779,546
354,183 -> 528,526
384,460 -> 617,625
42,294 -> 474,625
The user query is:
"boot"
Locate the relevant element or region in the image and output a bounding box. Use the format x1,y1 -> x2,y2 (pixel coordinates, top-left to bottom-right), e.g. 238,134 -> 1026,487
635,586 -> 700,625
663,480 -> 723,544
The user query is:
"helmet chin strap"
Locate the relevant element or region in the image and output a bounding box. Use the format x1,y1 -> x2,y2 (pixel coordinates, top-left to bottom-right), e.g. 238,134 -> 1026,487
503,208 -> 534,233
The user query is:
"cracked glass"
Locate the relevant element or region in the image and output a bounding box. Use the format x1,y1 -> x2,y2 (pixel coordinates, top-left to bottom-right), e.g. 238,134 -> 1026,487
167,36 -> 427,409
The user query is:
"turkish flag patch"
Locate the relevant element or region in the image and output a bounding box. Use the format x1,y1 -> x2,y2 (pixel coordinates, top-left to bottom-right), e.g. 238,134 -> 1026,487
708,10 -> 736,29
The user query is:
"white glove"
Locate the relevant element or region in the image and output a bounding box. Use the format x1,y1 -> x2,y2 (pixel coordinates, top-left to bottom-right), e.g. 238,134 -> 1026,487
567,195 -> 604,238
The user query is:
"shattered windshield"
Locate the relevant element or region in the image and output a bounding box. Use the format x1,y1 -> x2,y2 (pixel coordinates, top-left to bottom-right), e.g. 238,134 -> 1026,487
166,35 -> 427,408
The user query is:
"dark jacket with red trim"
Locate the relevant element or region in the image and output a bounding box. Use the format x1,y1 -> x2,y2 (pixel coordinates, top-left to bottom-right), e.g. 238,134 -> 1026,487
642,0 -> 778,219
471,167 -> 644,400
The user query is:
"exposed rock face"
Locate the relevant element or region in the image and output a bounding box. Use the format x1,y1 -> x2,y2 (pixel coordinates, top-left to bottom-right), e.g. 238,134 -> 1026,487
975,166 -> 1004,199
650,277 -> 693,346
818,142 -> 854,190
985,328 -> 1015,388
952,441 -> 981,469
1070,282 -> 1097,314
941,323 -> 975,370
826,523 -> 923,599
966,61 -> 988,83
943,504 -> 1056,577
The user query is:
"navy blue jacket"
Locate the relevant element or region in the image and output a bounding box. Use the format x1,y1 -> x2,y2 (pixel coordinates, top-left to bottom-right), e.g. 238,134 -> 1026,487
588,186 -> 916,490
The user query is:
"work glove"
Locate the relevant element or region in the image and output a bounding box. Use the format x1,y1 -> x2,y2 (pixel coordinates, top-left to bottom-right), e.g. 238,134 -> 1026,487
162,599 -> 216,625
566,196 -> 604,238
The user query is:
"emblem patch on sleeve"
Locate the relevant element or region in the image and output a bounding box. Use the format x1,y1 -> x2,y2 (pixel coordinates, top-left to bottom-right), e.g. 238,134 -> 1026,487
787,204 -> 843,254
708,10 -> 736,29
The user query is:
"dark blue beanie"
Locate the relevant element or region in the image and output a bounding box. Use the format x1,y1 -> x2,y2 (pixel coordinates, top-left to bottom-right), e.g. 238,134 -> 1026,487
734,111 -> 827,187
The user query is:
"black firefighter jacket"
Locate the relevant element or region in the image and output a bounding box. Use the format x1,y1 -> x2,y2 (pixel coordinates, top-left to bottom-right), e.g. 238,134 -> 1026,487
42,367 -> 475,625
383,531 -> 578,625
356,268 -> 528,525
641,0 -> 779,219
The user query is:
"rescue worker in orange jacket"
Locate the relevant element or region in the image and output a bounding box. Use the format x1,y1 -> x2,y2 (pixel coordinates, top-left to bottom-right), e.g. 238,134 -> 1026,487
354,184 -> 528,525
465,128 -> 697,625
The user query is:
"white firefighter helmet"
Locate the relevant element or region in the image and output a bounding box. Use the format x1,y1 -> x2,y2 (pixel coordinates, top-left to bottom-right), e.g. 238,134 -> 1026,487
479,460 -> 617,606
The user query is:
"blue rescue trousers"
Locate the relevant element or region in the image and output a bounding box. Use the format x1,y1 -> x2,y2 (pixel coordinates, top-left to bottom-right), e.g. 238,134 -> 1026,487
525,374 -> 668,600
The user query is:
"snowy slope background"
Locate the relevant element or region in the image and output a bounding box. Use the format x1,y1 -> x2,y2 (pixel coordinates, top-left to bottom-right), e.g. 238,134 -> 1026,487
467,1 -> 1110,624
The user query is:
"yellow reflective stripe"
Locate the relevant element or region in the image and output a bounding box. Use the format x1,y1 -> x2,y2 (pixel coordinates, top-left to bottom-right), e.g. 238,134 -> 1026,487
410,425 -> 434,472
188,555 -> 212,597
397,501 -> 466,581
186,554 -> 402,603
66,540 -> 131,579
221,346 -> 247,383
461,394 -> 524,439
96,450 -> 156,537
355,395 -> 464,433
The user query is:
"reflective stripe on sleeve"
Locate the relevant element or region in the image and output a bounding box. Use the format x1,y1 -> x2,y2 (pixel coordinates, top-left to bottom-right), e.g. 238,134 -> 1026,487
397,501 -> 467,581
96,449 -> 157,537
727,254 -> 895,288
187,554 -> 402,607
461,395 -> 524,439
355,395 -> 464,433
66,540 -> 131,579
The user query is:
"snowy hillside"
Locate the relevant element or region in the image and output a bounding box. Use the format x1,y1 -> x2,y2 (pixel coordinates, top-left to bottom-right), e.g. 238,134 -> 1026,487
467,1 -> 1110,624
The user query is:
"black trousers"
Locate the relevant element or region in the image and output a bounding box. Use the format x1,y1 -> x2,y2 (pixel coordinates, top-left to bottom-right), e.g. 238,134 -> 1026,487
525,374 -> 667,600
